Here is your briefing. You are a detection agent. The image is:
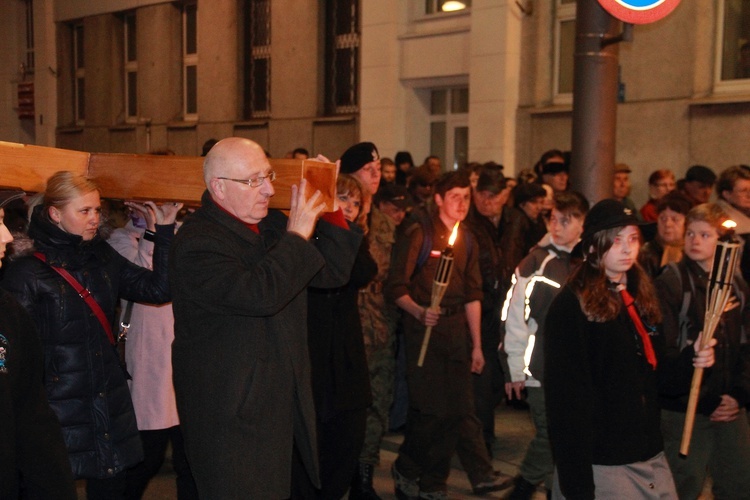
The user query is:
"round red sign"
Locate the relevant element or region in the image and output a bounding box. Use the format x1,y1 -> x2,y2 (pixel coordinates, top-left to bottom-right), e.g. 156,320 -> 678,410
597,0 -> 681,25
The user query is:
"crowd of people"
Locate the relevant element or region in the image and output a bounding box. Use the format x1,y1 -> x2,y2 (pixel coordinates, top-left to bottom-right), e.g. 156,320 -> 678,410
0,139 -> 749,500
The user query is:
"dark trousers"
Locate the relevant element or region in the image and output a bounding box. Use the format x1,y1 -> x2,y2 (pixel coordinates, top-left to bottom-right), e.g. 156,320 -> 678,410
396,409 -> 462,493
86,470 -> 127,500
318,408 -> 367,499
124,426 -> 198,500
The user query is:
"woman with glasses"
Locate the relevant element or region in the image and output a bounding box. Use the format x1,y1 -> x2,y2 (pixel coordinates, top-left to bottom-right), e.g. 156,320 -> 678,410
641,169 -> 677,222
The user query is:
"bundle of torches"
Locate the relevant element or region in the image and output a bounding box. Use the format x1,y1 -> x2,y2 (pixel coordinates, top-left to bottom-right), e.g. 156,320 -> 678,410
680,219 -> 740,457
417,221 -> 460,367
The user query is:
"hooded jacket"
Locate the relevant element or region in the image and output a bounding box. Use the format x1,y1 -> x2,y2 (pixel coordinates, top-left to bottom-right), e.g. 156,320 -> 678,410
1,205 -> 173,478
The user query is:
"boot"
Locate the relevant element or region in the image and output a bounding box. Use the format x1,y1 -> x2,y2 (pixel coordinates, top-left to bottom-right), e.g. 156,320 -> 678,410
507,475 -> 536,500
392,462 -> 420,500
349,462 -> 382,500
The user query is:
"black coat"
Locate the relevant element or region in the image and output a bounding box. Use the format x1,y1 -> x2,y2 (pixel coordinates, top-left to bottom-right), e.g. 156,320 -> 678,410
307,236 -> 377,420
0,288 -> 76,499
1,205 -> 173,479
170,192 -> 362,498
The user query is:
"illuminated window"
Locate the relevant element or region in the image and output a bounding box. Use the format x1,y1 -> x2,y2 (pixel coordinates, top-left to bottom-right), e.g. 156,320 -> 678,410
554,0 -> 576,101
430,87 -> 469,171
425,0 -> 471,14
715,0 -> 750,93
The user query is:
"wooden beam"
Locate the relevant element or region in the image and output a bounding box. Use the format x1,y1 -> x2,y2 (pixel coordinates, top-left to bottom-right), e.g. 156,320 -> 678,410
0,141 -> 337,211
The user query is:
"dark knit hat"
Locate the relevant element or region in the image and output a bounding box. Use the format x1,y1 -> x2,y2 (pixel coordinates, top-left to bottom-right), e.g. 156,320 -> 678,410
685,165 -> 717,185
541,161 -> 568,175
475,169 -> 506,194
513,182 -> 547,207
0,188 -> 25,209
340,142 -> 380,174
374,183 -> 413,210
581,199 -> 647,241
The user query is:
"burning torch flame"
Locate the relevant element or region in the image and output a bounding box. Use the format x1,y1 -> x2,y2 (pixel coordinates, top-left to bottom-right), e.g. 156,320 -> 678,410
448,222 -> 459,247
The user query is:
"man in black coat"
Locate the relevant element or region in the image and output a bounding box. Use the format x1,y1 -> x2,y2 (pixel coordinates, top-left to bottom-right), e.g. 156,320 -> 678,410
170,138 -> 362,498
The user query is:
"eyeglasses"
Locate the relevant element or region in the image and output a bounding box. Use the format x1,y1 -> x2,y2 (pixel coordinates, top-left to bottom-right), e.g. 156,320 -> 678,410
217,171 -> 276,188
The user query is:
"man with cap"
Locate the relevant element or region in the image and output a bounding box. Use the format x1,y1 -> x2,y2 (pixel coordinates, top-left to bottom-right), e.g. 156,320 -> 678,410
0,188 -> 77,499
351,183 -> 412,499
612,163 -> 639,216
462,168 -> 512,455
678,165 -> 717,207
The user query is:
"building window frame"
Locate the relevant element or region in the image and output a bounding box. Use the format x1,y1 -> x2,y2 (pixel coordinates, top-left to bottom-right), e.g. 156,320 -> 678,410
124,12 -> 138,123
242,0 -> 271,119
73,22 -> 85,125
325,0 -> 359,116
714,0 -> 750,95
553,0 -> 576,105
429,87 -> 469,171
24,0 -> 35,75
182,2 -> 198,121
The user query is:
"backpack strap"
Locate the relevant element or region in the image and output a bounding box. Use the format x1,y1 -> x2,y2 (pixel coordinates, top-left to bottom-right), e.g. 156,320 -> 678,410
34,252 -> 115,345
667,261 -> 696,350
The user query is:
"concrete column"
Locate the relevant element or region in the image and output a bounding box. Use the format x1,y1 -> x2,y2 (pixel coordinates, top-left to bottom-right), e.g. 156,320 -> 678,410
468,0 -> 522,171
359,0 -> 406,156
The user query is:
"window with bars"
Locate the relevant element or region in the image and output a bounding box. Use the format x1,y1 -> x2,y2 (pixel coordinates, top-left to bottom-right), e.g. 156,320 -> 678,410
554,0 -> 576,102
325,0 -> 359,115
24,0 -> 34,74
124,12 -> 138,122
242,0 -> 271,119
182,3 -> 198,120
716,0 -> 750,93
73,23 -> 85,125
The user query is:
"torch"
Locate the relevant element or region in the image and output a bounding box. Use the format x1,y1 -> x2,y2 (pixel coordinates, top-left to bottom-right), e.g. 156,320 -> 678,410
417,221 -> 460,367
680,220 -> 740,457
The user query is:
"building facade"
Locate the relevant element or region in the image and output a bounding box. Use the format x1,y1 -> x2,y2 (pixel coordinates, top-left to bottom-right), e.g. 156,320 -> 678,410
1,1 -> 750,207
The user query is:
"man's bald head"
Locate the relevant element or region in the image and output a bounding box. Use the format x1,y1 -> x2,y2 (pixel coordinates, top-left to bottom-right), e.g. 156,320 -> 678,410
203,137 -> 275,224
203,138 -> 268,190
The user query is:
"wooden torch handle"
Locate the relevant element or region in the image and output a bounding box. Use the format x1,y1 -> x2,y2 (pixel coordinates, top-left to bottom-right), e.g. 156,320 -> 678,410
679,366 -> 705,457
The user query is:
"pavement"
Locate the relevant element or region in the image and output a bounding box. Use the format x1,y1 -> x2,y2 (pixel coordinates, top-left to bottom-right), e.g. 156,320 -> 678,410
75,401 -> 547,499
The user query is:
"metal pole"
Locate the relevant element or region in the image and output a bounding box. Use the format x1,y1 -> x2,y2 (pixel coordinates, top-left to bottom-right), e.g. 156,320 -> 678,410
570,0 -> 621,204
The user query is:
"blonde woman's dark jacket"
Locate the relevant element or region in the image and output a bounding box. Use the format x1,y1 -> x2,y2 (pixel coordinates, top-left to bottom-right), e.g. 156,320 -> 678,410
1,204 -> 173,479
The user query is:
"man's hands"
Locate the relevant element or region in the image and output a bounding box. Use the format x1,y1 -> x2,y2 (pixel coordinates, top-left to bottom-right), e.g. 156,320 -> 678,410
125,201 -> 183,230
692,336 -> 717,369
711,394 -> 740,422
505,380 -> 525,400
287,179 -> 326,240
471,346 -> 485,374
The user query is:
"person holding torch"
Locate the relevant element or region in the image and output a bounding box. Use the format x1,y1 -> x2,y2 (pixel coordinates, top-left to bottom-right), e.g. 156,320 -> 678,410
387,171 -> 508,498
656,203 -> 750,499
544,200 -> 715,500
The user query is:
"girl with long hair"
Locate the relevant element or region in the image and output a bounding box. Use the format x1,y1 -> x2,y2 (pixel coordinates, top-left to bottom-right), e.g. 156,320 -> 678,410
544,199 -> 715,500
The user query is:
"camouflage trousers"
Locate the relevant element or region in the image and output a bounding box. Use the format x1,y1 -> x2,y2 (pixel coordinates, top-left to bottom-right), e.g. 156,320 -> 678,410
359,338 -> 395,465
